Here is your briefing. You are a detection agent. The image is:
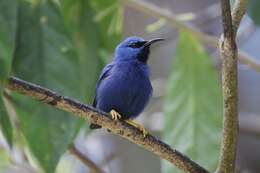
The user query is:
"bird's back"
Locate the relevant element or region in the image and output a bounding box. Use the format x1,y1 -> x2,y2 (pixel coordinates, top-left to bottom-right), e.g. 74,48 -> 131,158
95,60 -> 152,119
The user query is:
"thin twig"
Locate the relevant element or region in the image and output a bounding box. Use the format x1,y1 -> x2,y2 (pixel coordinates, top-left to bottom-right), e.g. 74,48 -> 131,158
69,144 -> 104,173
231,0 -> 248,35
7,76 -> 209,173
122,0 -> 260,72
122,0 -> 217,47
217,0 -> 246,173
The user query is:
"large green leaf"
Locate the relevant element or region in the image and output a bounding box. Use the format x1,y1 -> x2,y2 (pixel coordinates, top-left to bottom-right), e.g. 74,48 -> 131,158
162,31 -> 222,173
61,0 -> 122,102
0,0 -> 17,80
12,1 -> 82,172
61,0 -> 102,103
0,0 -> 17,147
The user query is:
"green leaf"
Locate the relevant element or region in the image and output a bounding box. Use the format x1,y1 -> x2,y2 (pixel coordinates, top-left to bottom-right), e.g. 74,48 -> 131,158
0,0 -> 17,80
0,0 -> 17,146
0,88 -> 13,146
162,31 -> 222,173
247,0 -> 260,25
12,1 -> 82,172
61,0 -> 122,102
61,0 -> 103,103
90,0 -> 122,52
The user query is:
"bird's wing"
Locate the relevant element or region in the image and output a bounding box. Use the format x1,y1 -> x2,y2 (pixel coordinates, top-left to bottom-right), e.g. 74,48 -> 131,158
92,63 -> 114,107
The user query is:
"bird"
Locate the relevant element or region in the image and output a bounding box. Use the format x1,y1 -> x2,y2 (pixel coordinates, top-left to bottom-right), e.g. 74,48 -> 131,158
89,36 -> 164,137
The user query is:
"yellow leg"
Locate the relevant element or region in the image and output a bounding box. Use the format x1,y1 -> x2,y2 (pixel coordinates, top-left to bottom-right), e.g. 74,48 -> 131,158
110,109 -> 122,121
125,120 -> 148,137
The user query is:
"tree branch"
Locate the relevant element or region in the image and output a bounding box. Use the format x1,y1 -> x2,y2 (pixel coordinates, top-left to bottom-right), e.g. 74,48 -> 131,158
217,0 -> 246,173
7,76 -> 209,173
122,0 -> 260,72
69,144 -> 104,173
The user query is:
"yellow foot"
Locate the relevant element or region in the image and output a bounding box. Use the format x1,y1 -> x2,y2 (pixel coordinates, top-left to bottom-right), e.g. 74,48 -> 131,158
110,109 -> 122,121
125,120 -> 148,137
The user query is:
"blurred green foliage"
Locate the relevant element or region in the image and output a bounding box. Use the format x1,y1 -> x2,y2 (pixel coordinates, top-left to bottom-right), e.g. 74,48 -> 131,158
247,0 -> 260,25
0,148 -> 10,172
0,0 -> 17,147
0,0 -> 17,80
0,0 -> 122,172
162,31 -> 222,173
0,93 -> 13,147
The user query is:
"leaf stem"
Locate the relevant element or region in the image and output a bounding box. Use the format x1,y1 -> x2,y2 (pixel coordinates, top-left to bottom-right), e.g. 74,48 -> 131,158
69,144 -> 104,173
231,0 -> 248,35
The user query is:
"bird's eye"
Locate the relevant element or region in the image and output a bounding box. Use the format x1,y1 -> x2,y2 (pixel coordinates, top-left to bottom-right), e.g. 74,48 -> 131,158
128,41 -> 146,48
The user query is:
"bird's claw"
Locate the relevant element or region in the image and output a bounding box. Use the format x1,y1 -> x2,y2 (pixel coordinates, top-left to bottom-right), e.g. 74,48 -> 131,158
125,120 -> 148,137
139,126 -> 148,138
110,109 -> 122,121
109,110 -> 148,137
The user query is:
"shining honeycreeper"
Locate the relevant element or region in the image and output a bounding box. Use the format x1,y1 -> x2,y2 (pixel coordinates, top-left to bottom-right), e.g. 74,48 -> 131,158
90,36 -> 164,136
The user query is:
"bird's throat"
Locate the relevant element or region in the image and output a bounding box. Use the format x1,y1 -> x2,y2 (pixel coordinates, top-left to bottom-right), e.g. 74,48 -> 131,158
137,47 -> 150,63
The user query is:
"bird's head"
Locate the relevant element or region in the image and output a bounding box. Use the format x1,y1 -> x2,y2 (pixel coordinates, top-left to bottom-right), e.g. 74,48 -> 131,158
114,36 -> 164,63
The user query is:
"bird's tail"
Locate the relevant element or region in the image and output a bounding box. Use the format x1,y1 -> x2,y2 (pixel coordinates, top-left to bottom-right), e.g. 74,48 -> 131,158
89,123 -> 102,129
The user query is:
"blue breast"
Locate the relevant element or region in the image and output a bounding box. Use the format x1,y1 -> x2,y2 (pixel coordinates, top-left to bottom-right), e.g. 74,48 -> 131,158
96,60 -> 152,119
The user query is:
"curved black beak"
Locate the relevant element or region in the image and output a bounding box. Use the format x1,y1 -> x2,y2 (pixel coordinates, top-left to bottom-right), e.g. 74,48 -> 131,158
144,38 -> 164,47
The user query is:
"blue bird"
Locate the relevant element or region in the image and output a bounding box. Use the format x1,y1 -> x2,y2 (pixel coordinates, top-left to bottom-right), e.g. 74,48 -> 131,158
90,36 -> 164,136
